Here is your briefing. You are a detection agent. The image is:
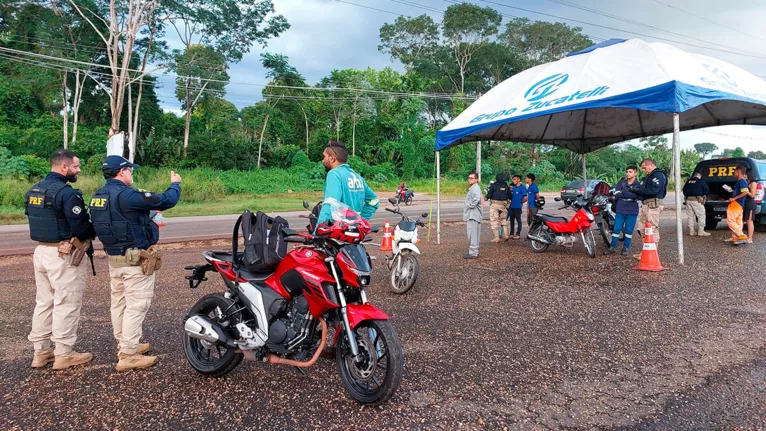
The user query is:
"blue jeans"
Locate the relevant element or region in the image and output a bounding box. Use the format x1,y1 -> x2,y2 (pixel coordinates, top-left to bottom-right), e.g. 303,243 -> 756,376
610,213 -> 638,250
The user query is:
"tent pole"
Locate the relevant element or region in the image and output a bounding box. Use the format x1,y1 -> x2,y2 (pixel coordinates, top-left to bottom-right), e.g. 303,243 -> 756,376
476,141 -> 481,182
436,150 -> 441,245
582,153 -> 587,198
673,113 -> 684,265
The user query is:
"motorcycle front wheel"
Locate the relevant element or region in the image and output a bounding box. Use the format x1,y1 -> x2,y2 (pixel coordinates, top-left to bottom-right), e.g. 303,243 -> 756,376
404,196 -> 413,206
183,293 -> 244,377
583,228 -> 597,258
599,216 -> 612,247
336,320 -> 403,405
528,222 -> 549,253
390,250 -> 419,294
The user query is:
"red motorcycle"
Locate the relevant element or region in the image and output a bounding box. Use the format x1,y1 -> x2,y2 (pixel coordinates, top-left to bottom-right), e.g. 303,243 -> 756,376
182,201 -> 403,405
527,195 -> 598,258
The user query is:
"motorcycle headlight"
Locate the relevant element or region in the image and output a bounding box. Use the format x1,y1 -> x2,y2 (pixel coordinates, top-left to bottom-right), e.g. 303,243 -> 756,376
587,213 -> 595,221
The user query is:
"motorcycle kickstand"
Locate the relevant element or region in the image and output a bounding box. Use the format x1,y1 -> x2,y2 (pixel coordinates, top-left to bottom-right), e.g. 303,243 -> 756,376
294,366 -> 307,376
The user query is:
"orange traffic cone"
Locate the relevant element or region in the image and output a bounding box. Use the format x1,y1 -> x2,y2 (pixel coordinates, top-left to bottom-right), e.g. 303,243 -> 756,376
633,222 -> 665,271
154,211 -> 166,227
380,220 -> 393,251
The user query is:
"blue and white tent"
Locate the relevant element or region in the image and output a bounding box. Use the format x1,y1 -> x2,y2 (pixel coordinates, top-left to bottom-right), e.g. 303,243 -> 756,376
434,39 -> 766,264
437,38 -> 766,152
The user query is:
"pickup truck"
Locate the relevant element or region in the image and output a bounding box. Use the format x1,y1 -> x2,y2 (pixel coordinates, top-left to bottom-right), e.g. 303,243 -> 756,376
692,157 -> 766,230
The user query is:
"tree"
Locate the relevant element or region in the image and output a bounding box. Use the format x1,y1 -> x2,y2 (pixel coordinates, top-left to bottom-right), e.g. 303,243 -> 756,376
694,142 -> 718,159
747,150 -> 766,159
715,147 -> 746,158
500,18 -> 592,69
378,14 -> 438,71
174,44 -> 228,156
442,3 -> 501,94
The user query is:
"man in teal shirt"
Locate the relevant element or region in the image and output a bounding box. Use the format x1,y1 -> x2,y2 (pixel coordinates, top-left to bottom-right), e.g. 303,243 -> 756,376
316,141 -> 379,228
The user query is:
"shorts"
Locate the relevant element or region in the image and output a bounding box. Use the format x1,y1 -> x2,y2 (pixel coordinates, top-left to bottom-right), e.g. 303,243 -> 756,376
744,200 -> 757,221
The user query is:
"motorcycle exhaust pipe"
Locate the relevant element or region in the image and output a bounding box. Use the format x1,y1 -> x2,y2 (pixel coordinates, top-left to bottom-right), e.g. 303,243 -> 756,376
268,318 -> 327,368
184,315 -> 235,347
527,234 -> 552,244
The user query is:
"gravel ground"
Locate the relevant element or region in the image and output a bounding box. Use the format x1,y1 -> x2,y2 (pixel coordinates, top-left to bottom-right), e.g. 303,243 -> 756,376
1,220 -> 765,430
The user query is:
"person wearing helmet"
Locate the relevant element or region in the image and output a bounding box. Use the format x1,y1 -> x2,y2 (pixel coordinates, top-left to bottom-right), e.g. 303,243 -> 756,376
315,141 -> 379,230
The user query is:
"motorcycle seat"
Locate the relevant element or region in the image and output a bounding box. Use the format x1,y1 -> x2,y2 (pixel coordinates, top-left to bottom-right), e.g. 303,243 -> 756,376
537,214 -> 569,223
238,268 -> 274,281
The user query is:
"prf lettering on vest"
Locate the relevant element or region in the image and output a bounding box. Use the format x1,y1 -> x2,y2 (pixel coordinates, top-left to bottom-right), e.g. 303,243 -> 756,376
90,197 -> 107,208
28,196 -> 43,205
708,166 -> 736,177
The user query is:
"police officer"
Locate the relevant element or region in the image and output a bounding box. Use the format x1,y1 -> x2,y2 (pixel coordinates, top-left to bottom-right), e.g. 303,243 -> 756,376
486,174 -> 511,242
628,158 -> 668,257
90,156 -> 181,371
682,172 -> 710,237
25,149 -> 95,370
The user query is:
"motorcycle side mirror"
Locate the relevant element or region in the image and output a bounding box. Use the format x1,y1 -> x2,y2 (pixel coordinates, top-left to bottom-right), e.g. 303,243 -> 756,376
388,197 -> 398,205
302,200 -> 309,209
421,213 -> 429,218
554,197 -> 561,202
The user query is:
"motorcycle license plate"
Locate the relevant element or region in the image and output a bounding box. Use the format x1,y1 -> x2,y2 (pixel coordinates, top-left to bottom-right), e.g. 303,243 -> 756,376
714,206 -> 727,212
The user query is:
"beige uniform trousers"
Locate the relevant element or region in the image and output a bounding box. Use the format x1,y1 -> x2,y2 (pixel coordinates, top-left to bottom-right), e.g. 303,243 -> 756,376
685,199 -> 706,233
109,263 -> 155,355
637,203 -> 663,241
489,201 -> 510,236
28,244 -> 87,356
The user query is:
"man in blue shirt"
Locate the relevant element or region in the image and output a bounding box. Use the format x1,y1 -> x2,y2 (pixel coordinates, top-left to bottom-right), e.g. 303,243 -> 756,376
508,175 -> 527,239
525,173 -> 540,225
604,166 -> 639,256
316,141 -> 379,228
726,165 -> 750,244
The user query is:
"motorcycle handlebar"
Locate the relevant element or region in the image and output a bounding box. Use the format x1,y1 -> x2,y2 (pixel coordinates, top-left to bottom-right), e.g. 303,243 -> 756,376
284,237 -> 309,244
385,208 -> 398,213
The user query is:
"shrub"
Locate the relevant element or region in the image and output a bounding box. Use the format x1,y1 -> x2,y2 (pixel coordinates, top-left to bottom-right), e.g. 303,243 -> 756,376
271,145 -> 301,169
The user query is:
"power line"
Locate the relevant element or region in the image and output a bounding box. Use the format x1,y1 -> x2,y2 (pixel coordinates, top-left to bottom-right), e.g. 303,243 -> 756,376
647,0 -> 766,43
0,46 -> 477,99
543,0 -> 766,57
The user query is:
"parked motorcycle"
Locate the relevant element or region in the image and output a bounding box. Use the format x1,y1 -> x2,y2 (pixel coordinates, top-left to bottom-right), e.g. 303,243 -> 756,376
182,201 -> 403,405
527,195 -> 598,258
384,197 -> 427,294
590,193 -> 615,247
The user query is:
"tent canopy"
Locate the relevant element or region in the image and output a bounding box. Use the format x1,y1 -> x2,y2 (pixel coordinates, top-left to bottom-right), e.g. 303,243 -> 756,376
436,38 -> 766,154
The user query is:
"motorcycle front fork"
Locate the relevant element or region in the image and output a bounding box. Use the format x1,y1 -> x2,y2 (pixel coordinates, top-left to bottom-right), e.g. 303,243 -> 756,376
326,256 -> 362,361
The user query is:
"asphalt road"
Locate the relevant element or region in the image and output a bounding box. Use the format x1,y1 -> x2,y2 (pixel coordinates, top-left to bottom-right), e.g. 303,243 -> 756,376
0,193 -> 679,256
1,217 -> 764,430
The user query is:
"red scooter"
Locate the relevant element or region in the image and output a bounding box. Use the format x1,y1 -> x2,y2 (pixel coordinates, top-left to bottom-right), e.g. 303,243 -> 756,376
527,195 -> 598,258
182,201 -> 403,405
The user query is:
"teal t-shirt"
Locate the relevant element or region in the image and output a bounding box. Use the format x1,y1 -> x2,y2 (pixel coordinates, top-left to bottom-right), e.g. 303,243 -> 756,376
316,164 -> 379,227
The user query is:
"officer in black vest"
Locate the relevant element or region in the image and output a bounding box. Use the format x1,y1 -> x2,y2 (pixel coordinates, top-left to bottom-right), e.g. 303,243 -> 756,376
486,173 -> 511,242
25,149 -> 95,370
90,155 -> 181,371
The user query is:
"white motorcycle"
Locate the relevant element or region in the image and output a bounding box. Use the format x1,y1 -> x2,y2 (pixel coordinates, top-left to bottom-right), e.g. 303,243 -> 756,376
384,197 -> 428,294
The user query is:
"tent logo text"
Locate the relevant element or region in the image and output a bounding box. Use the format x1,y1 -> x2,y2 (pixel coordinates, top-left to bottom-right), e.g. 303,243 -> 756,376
524,73 -> 570,102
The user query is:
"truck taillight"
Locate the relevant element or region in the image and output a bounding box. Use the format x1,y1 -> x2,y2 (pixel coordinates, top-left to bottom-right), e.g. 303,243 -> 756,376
561,187 -> 566,192
578,188 -> 584,193
756,183 -> 765,204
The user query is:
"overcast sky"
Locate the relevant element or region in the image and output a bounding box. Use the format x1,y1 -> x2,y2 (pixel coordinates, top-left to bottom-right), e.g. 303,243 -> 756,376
154,0 -> 766,154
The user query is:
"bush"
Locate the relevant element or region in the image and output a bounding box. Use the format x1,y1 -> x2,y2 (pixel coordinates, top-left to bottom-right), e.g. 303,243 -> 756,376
0,146 -> 29,178
271,145 -> 301,169
21,155 -> 50,178
290,150 -> 311,168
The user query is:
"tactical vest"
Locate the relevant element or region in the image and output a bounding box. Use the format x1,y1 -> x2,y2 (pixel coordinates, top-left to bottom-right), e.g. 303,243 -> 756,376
90,184 -> 157,255
488,182 -> 510,201
25,179 -> 72,242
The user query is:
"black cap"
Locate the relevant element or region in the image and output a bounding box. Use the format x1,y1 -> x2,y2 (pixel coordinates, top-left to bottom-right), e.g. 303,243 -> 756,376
102,155 -> 139,172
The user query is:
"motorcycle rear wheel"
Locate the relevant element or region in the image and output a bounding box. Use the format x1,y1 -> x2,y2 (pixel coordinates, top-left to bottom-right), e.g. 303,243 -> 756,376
599,217 -> 612,247
336,320 -> 403,405
404,196 -> 413,206
528,222 -> 549,253
183,293 -> 244,377
390,250 -> 419,294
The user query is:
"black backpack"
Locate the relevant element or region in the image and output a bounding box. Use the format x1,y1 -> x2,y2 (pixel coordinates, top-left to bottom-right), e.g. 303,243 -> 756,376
232,210 -> 289,272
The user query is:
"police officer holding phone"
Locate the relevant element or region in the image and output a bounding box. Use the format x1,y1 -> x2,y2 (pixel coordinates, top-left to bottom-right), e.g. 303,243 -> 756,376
90,156 -> 181,371
26,149 -> 96,370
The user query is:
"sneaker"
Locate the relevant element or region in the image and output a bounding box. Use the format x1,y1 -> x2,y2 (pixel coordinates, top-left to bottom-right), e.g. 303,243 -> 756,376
52,352 -> 93,370
747,239 -> 754,244
688,232 -> 696,236
31,349 -> 54,368
491,238 -> 501,243
697,231 -> 711,237
603,247 -> 616,256
503,236 -> 511,242
118,343 -> 152,359
115,354 -> 158,371
463,254 -> 478,259
621,248 -> 629,256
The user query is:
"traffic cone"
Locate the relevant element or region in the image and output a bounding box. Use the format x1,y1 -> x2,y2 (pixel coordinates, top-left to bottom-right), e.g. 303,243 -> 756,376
380,220 -> 393,251
153,211 -> 165,227
633,222 -> 665,272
